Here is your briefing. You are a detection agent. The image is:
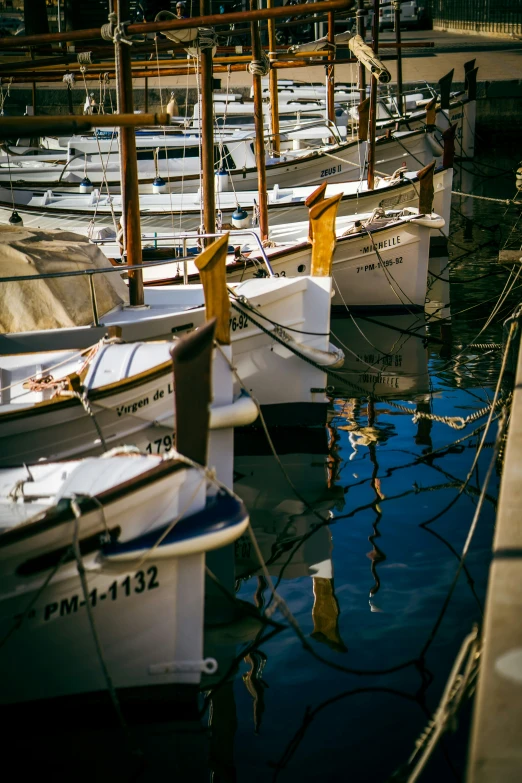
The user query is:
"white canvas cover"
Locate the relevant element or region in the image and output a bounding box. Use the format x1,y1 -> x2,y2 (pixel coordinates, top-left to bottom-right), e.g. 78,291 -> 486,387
0,226 -> 129,333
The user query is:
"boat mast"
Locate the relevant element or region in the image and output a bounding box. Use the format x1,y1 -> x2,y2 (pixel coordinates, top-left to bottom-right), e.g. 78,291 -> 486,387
356,0 -> 366,104
114,0 -> 144,306
200,0 -> 216,243
394,0 -> 404,115
267,0 -> 280,157
250,0 -> 269,242
326,8 -> 335,144
367,0 -> 379,189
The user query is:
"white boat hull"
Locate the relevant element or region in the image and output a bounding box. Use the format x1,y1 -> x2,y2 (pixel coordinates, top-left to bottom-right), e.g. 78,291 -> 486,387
0,456 -> 249,705
0,129 -> 440,195
0,276 -> 339,427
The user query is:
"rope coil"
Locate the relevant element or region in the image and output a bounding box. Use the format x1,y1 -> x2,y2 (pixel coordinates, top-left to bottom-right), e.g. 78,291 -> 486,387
77,51 -> 92,65
101,11 -> 133,45
248,51 -> 270,77
62,72 -> 75,89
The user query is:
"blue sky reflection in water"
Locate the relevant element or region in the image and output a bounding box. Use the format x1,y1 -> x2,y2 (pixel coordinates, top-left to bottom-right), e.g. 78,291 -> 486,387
225,152 -> 522,783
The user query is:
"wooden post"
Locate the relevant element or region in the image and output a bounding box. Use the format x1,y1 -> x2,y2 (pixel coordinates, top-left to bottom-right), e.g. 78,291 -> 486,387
417,160 -> 435,215
171,318 -> 216,466
30,49 -> 37,116
356,0 -> 366,104
114,0 -> 144,306
195,233 -> 231,346
394,0 -> 404,115
144,69 -> 148,113
267,0 -> 280,156
326,10 -> 335,144
367,0 -> 380,190
250,0 -> 269,242
309,193 -> 343,277
305,181 -> 327,242
200,0 -> 215,244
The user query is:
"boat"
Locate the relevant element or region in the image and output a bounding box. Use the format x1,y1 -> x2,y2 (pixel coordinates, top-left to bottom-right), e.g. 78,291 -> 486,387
0,321 -> 250,708
0,124 -> 443,193
0,226 -> 343,427
0,335 -> 257,484
0,158 -> 451,238
100,204 -> 444,314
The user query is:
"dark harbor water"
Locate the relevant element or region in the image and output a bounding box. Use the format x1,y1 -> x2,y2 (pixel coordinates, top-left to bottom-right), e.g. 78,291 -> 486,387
9,151 -> 522,782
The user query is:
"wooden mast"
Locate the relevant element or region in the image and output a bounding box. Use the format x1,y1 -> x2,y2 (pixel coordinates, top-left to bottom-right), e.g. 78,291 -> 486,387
267,0 -> 280,157
250,0 -> 269,242
356,0 -> 366,104
367,0 -> 380,190
114,0 -> 144,306
200,0 -> 215,244
326,9 -> 335,144
394,0 -> 404,115
0,1 -> 354,49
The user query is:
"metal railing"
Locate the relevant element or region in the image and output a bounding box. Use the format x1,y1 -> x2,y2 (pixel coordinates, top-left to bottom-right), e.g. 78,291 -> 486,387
428,0 -> 522,35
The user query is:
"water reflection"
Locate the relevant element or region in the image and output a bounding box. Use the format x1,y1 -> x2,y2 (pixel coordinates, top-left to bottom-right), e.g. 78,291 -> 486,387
329,313 -> 431,401
234,445 -> 347,654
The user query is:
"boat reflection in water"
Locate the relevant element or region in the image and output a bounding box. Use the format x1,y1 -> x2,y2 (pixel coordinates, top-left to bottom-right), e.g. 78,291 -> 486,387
234,432 -> 347,654
328,313 -> 435,613
200,431 -> 347,779
329,313 -> 431,402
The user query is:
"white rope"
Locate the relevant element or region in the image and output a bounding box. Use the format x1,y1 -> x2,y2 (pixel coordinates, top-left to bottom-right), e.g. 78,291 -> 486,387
248,51 -> 270,77
0,76 -> 12,117
62,72 -> 75,89
101,12 -> 133,46
77,51 -> 92,65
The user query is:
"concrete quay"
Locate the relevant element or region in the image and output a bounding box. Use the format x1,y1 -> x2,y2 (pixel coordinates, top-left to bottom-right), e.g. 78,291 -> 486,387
467,328 -> 522,782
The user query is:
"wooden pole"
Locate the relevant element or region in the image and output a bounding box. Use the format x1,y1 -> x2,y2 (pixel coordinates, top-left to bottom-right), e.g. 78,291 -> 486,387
200,0 -> 215,244
356,0 -> 366,104
195,234 -> 231,346
267,0 -> 280,157
367,0 -> 379,190
326,10 -> 335,144
144,68 -> 148,113
394,0 -> 404,115
115,0 -> 144,307
0,0 -> 354,49
250,0 -> 269,242
30,49 -> 37,115
0,113 -> 170,138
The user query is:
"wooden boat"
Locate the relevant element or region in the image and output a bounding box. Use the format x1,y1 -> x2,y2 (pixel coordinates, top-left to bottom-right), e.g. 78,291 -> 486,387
0,337 -> 257,484
0,227 -> 343,427
0,160 -> 451,238
0,125 -> 443,193
0,322 -> 250,708
99,204 -> 444,314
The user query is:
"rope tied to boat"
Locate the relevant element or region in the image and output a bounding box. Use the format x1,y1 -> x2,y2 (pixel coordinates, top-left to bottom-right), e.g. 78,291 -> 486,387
62,71 -> 75,89
248,51 -> 270,77
101,11 -> 133,46
396,626 -> 481,783
77,50 -> 92,65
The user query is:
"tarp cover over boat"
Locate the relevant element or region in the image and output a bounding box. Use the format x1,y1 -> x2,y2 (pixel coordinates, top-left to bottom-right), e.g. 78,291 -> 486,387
0,226 -> 128,333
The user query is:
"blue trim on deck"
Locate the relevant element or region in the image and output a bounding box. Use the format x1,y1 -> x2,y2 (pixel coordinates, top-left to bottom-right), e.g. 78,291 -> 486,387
102,491 -> 247,556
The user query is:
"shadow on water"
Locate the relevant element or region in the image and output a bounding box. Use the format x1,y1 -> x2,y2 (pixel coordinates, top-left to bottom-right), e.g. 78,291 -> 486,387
5,151 -> 522,782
